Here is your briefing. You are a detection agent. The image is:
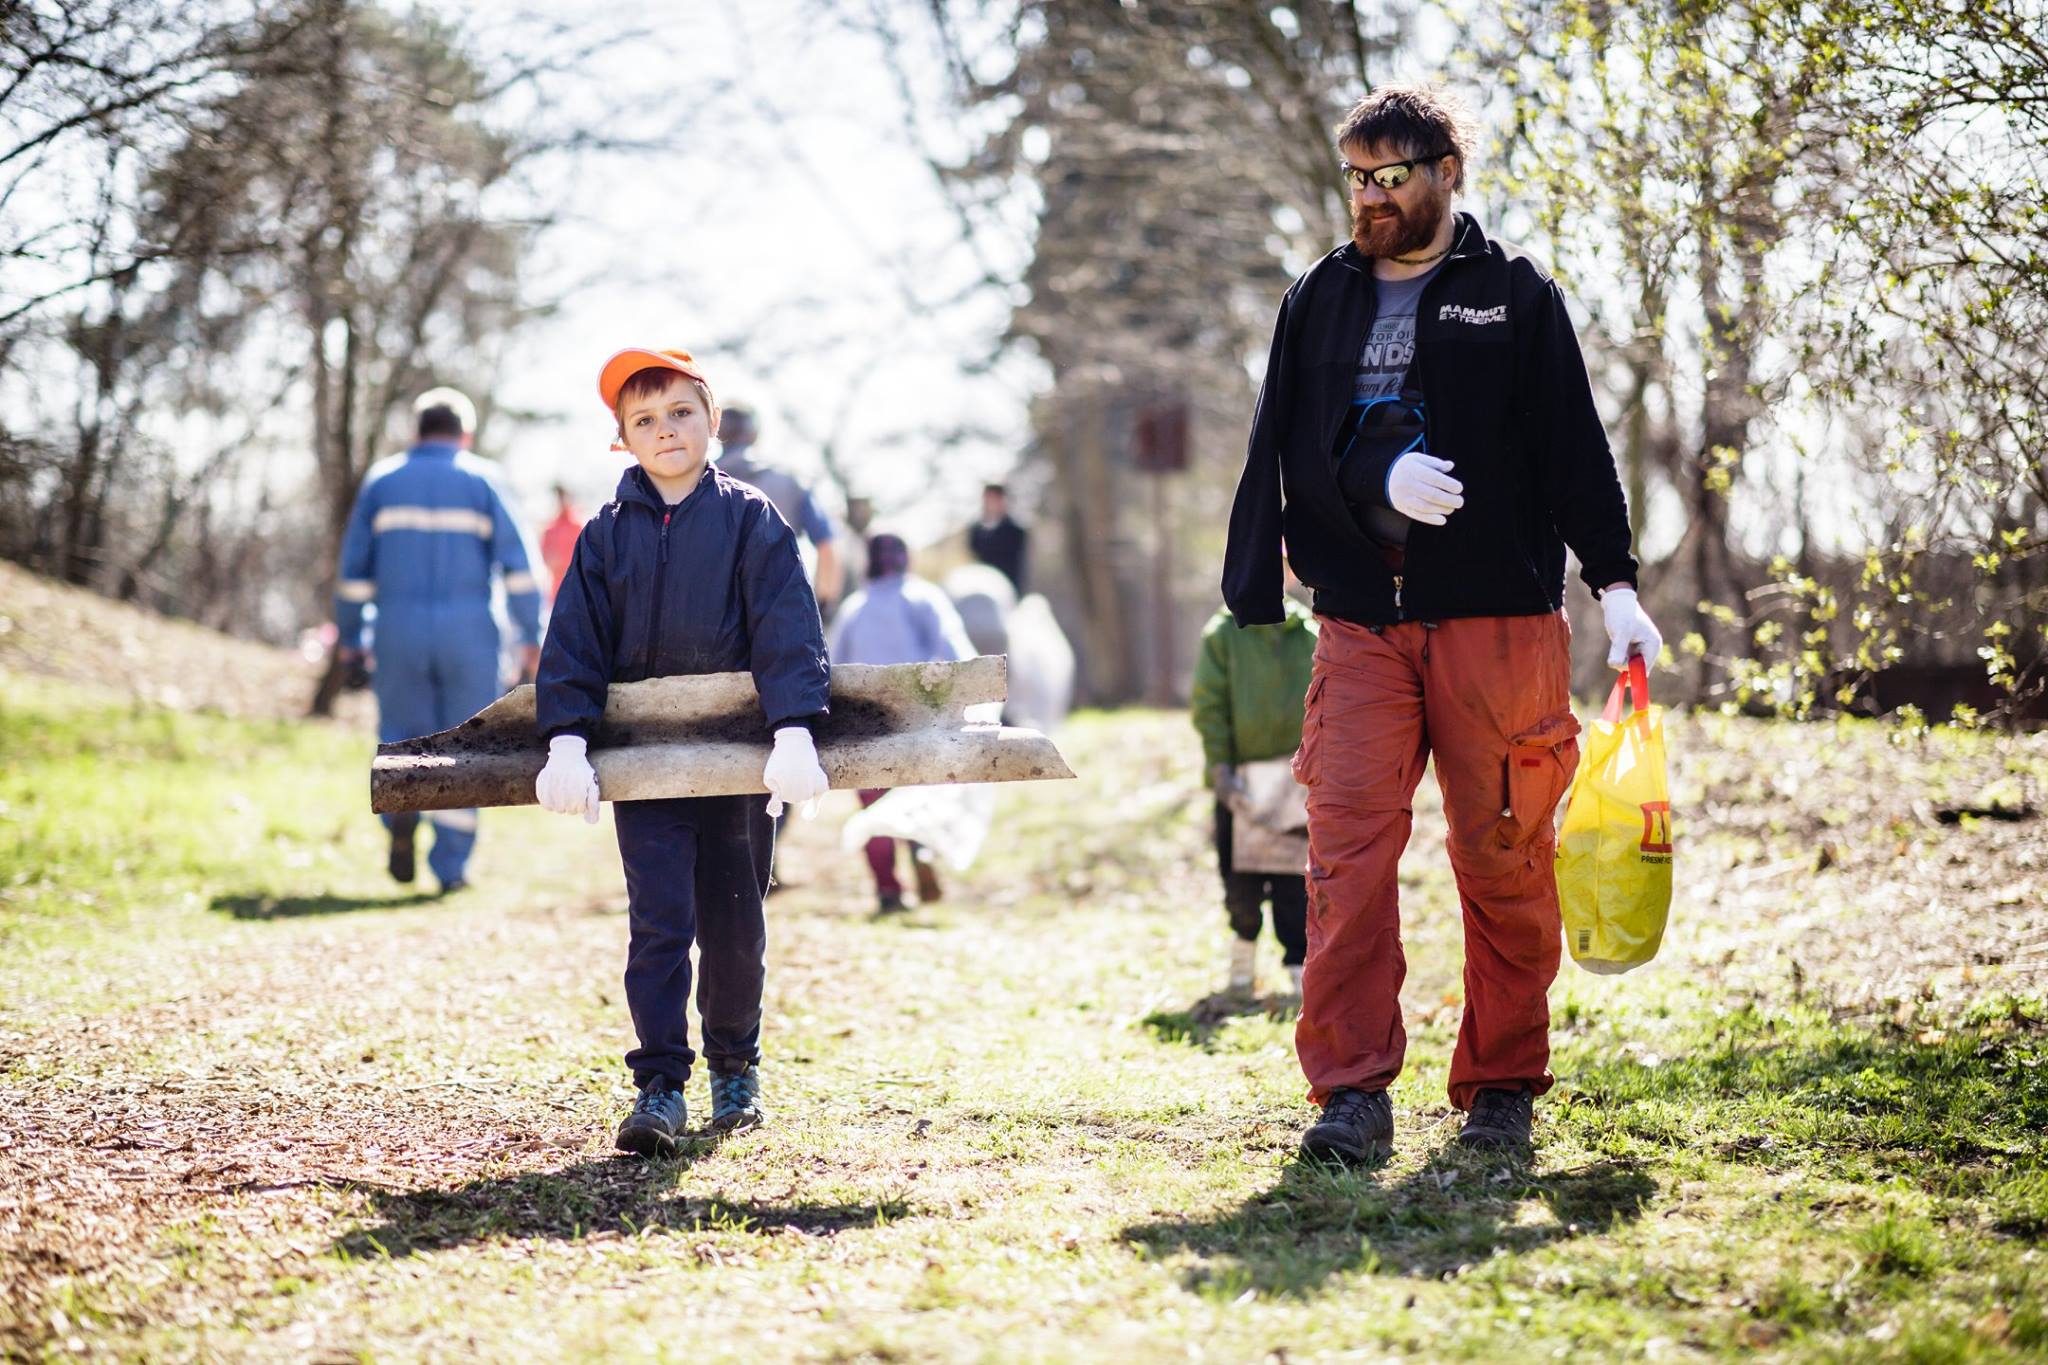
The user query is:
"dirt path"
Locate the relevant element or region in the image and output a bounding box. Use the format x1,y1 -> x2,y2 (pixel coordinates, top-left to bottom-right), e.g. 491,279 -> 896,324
3,571 -> 2044,1360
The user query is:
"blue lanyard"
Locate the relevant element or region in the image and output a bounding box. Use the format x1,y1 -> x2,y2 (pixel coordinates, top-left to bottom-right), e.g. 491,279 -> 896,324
1337,394 -> 1426,466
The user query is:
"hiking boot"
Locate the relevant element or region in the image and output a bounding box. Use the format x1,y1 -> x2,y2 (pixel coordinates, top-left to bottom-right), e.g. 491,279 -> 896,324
913,857 -> 943,905
1458,1087 -> 1534,1150
615,1077 -> 688,1157
708,1065 -> 764,1132
1300,1087 -> 1393,1166
387,813 -> 418,884
1227,938 -> 1257,994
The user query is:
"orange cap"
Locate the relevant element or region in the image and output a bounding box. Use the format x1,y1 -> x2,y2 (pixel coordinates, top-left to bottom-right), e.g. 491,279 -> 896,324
597,347 -> 711,412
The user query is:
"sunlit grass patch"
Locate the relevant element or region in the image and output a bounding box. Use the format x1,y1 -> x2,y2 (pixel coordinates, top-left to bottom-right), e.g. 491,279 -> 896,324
1553,1000 -> 2048,1177
4,689 -> 2046,1362
1,672 -> 377,932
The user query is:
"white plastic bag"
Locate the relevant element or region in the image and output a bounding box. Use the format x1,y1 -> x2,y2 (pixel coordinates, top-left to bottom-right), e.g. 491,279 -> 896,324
1225,756 -> 1309,875
1004,595 -> 1075,734
840,783 -> 999,872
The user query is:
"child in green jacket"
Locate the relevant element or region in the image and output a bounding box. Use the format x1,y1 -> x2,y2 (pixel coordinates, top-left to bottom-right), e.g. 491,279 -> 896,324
1190,594 -> 1318,995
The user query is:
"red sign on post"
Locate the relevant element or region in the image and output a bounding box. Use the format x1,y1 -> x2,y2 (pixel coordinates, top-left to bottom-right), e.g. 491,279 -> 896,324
1133,401 -> 1189,473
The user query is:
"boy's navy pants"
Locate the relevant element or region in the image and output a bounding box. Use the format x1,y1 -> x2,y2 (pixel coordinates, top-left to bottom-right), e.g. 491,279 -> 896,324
614,794 -> 774,1089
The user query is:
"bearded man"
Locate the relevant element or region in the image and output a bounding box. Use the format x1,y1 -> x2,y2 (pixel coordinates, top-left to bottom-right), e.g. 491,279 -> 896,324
1221,84 -> 1663,1162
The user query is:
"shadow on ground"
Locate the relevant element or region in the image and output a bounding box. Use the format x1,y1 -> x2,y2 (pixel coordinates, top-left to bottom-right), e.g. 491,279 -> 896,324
1127,1003 -> 2048,1297
1143,992 -> 1297,1047
334,1155 -> 915,1258
1124,1150 -> 1653,1295
210,890 -> 444,919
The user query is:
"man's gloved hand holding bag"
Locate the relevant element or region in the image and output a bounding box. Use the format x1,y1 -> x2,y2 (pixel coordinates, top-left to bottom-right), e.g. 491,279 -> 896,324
1599,587 -> 1664,669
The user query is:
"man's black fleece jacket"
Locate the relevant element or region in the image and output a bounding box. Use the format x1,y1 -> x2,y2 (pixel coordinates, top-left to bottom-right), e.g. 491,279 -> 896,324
1222,213 -> 1637,628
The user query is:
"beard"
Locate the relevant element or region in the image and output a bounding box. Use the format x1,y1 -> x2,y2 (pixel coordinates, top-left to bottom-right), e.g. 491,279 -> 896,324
1351,186 -> 1450,259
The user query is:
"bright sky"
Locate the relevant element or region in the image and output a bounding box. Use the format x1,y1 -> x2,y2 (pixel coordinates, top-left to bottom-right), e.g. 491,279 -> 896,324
439,1 -> 1043,547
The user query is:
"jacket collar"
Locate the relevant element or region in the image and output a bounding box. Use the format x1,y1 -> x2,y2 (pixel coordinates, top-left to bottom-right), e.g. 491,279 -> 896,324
613,462 -> 731,514
1332,210 -> 1489,275
614,464 -> 660,510
409,440 -> 462,458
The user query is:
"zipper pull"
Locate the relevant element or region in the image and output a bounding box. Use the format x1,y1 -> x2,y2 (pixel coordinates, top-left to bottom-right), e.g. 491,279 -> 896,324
659,509 -> 672,564
1392,573 -> 1404,618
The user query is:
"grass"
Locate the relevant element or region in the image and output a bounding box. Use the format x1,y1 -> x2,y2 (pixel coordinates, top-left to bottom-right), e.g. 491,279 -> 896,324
3,665 -> 2046,1362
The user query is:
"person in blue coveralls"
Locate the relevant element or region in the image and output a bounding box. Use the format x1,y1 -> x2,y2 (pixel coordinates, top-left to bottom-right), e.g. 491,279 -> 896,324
532,347 -> 833,1157
334,387 -> 543,895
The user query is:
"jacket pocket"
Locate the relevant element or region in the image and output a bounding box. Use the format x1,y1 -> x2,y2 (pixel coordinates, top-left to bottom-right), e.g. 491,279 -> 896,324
1498,710 -> 1581,848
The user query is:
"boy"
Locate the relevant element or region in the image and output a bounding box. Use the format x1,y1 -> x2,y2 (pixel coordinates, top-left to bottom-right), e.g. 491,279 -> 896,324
1190,582 -> 1318,996
533,347 -> 832,1157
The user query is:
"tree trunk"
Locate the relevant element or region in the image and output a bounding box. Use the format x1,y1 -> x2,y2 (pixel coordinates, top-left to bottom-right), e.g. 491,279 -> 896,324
59,299 -> 127,587
1692,211 -> 1770,703
1055,387 -> 1138,704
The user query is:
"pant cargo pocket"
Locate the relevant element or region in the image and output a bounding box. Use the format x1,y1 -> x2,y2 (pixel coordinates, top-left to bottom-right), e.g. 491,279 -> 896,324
1499,712 -> 1581,848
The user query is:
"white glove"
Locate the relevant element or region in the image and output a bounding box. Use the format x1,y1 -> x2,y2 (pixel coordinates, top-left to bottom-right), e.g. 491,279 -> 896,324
1385,451 -> 1464,524
1600,587 -> 1664,669
535,734 -> 600,823
763,725 -> 829,819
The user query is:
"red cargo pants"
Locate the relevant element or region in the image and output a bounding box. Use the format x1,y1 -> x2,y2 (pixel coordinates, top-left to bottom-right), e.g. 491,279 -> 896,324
1292,612 -> 1580,1110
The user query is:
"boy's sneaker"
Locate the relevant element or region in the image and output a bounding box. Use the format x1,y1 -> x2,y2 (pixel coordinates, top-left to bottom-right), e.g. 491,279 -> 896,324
877,893 -> 906,914
1299,1087 -> 1393,1166
387,814 -> 418,884
615,1077 -> 688,1157
709,1065 -> 764,1132
1458,1087 -> 1534,1150
1227,938 -> 1257,994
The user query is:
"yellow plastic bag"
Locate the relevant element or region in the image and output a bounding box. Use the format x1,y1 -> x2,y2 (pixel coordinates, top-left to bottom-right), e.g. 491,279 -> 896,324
1557,657 -> 1673,974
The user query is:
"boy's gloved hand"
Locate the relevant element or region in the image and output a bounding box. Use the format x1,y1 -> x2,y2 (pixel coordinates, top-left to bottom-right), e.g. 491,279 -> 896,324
536,734 -> 600,823
1600,586 -> 1664,669
1211,762 -> 1244,797
763,725 -> 829,819
1385,451 -> 1464,524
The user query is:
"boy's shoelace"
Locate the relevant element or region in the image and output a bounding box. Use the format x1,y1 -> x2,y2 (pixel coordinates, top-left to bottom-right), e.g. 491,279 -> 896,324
712,1072 -> 758,1112
634,1087 -> 683,1119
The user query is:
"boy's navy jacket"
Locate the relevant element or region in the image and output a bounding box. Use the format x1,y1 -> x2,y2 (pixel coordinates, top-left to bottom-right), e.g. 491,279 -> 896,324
537,464 -> 831,741
1222,212 -> 1638,629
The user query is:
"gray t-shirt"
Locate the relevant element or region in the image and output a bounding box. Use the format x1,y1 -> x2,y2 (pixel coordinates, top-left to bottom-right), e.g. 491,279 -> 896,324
1348,262 -> 1443,547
